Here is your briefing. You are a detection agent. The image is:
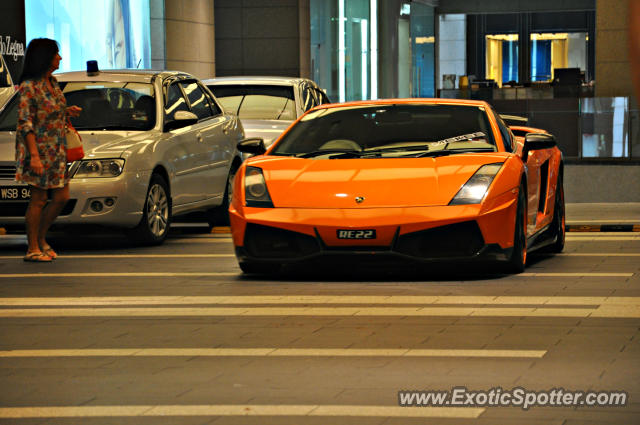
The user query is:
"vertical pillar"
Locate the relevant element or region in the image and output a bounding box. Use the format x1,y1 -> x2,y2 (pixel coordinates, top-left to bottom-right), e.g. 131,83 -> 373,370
595,0 -> 632,97
164,0 -> 215,79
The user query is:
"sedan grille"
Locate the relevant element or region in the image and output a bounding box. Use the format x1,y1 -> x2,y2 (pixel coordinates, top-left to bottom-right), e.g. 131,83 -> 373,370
0,164 -> 16,179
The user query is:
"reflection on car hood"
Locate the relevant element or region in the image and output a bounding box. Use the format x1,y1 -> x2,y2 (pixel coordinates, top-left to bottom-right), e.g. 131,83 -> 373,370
0,129 -> 158,162
248,153 -> 509,208
239,119 -> 292,148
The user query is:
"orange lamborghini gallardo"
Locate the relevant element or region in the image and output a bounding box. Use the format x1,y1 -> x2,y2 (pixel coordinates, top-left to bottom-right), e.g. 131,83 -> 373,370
229,99 -> 564,274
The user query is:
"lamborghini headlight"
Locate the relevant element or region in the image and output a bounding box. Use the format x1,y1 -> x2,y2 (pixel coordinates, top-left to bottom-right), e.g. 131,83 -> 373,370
73,159 -> 125,178
449,163 -> 503,205
244,166 -> 274,207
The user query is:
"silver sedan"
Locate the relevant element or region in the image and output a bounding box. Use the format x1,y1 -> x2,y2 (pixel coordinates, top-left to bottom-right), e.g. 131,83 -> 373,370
203,76 -> 331,150
0,69 -> 244,244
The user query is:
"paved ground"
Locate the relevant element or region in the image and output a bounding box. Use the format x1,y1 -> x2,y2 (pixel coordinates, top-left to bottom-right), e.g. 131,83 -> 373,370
565,203 -> 640,224
0,228 -> 638,424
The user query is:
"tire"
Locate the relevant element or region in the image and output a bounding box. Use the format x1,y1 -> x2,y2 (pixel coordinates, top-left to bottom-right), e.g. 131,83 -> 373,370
128,174 -> 171,245
542,175 -> 565,253
239,261 -> 281,275
208,163 -> 239,228
504,185 -> 527,273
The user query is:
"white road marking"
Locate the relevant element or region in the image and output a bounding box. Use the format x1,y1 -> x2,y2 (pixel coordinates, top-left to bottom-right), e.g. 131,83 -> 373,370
567,220 -> 640,223
0,295 -> 633,306
555,253 -> 640,257
0,272 -> 631,278
0,405 -> 484,419
0,254 -> 235,259
565,237 -> 640,241
0,306 -> 629,318
0,273 -> 238,278
0,348 -> 546,358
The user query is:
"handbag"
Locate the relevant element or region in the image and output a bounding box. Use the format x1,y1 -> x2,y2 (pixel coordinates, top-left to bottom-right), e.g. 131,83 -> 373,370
65,120 -> 84,162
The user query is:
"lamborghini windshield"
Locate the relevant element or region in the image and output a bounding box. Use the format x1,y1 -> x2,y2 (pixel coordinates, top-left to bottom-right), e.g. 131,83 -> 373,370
271,104 -> 497,158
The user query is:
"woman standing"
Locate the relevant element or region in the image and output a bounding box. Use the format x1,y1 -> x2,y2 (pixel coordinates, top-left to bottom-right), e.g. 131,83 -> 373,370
15,38 -> 81,262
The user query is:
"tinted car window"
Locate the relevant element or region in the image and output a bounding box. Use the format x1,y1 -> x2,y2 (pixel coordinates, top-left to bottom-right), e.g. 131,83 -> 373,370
493,110 -> 515,152
301,85 -> 318,111
0,56 -> 11,88
208,84 -> 296,120
272,104 -> 496,158
165,83 -> 189,119
61,81 -> 156,130
180,81 -> 213,120
315,88 -> 331,104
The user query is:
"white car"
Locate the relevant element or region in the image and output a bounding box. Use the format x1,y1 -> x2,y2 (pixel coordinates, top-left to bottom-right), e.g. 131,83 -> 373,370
203,76 -> 331,150
0,69 -> 244,244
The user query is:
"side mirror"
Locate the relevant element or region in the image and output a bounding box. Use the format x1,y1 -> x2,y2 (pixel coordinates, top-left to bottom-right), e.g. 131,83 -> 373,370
164,110 -> 198,131
237,138 -> 266,155
522,133 -> 556,158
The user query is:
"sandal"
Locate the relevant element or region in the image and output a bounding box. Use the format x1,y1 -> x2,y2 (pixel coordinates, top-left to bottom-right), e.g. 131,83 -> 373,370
23,252 -> 53,262
42,247 -> 58,259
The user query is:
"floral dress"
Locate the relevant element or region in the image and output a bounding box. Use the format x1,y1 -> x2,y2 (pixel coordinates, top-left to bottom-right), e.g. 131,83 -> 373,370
15,76 -> 69,189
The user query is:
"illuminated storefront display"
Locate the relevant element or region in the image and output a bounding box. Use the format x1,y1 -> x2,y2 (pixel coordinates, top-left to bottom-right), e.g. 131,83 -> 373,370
25,0 -> 150,72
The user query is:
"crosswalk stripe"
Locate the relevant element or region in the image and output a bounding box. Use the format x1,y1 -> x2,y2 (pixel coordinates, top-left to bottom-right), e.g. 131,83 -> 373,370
0,295 -> 634,306
0,306 -> 632,318
0,348 -> 546,358
0,272 -> 631,278
0,405 -> 484,419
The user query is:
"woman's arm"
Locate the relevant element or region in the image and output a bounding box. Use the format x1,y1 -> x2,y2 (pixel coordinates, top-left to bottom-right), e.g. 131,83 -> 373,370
17,81 -> 44,175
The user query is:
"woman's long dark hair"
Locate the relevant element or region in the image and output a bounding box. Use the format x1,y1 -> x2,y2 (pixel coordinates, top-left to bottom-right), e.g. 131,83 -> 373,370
19,38 -> 59,83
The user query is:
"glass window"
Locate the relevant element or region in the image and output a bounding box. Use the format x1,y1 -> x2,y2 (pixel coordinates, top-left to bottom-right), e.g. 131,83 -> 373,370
531,33 -> 587,83
180,81 -> 213,120
581,97 -> 630,158
301,85 -> 318,111
486,34 -> 519,87
493,110 -> 515,152
25,0 -> 151,71
0,55 -> 12,87
165,83 -> 189,119
272,104 -> 496,157
60,81 -> 156,130
208,85 -> 296,120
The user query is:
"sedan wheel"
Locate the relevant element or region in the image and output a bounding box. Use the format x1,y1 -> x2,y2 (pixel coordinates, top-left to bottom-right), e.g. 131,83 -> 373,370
128,174 -> 171,245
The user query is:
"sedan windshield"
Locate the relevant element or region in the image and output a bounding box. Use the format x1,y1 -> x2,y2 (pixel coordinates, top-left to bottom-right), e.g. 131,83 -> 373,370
271,104 -> 497,158
61,81 -> 156,131
208,84 -> 296,121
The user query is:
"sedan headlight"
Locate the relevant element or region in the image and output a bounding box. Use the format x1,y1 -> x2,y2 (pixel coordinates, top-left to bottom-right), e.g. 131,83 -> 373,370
73,159 -> 125,178
449,163 -> 503,205
245,166 -> 274,207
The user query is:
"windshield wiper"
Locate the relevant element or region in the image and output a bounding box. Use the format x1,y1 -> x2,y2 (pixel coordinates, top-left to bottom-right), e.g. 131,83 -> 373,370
297,149 -> 362,158
416,148 -> 495,158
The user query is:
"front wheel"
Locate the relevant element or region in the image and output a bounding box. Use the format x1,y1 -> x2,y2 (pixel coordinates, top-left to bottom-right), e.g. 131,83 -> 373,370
504,185 -> 527,273
128,174 -> 171,245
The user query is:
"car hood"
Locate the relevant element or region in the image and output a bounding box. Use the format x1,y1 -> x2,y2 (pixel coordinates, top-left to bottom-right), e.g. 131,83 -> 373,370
0,129 -> 157,161
240,119 -> 292,148
249,153 -> 509,208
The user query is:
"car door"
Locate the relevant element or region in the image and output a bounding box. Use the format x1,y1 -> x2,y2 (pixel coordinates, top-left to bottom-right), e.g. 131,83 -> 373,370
180,80 -> 234,201
163,81 -> 210,206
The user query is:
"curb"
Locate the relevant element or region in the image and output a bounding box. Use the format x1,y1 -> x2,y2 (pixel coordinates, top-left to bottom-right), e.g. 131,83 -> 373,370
566,224 -> 640,232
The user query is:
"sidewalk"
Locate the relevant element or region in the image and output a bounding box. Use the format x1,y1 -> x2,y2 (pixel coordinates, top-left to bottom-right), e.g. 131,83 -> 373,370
566,203 -> 640,231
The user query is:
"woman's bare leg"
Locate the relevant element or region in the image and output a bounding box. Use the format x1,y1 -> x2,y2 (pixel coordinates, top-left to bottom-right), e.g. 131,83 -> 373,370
25,186 -> 48,254
38,184 -> 70,252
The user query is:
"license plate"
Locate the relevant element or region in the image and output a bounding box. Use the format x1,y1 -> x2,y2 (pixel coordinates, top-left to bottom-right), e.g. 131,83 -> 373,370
337,229 -> 376,239
0,186 -> 31,200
